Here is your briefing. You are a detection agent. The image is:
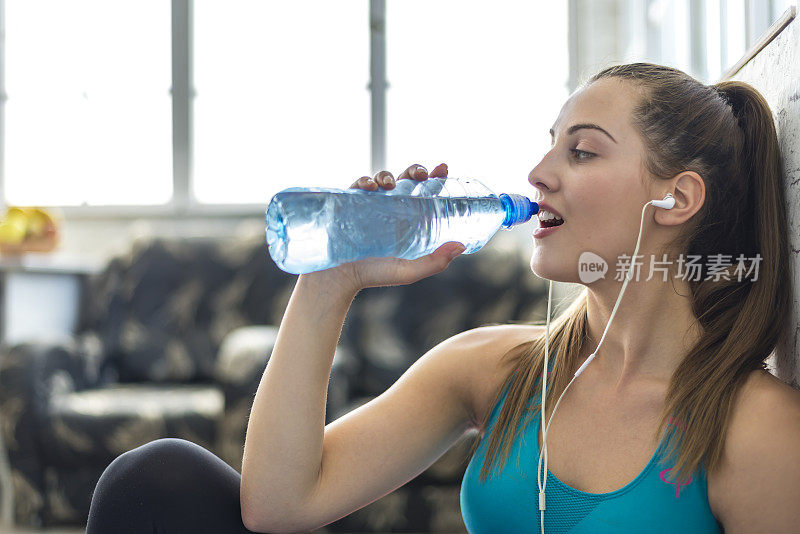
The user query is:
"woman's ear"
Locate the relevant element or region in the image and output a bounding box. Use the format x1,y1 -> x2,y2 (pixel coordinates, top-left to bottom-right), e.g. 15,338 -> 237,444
655,171 -> 705,226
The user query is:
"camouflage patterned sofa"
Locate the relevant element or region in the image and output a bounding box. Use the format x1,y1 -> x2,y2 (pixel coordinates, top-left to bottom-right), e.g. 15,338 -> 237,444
0,230 -> 545,530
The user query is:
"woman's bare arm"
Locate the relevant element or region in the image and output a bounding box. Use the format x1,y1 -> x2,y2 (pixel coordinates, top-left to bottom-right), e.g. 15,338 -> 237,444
239,270 -> 359,532
243,313 -> 524,533
239,264 -> 512,533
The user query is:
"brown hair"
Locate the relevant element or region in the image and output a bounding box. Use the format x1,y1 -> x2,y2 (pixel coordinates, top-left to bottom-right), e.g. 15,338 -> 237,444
468,62 -> 792,486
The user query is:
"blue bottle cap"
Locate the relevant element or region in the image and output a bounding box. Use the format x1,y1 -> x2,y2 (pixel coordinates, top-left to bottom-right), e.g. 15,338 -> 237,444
499,194 -> 539,228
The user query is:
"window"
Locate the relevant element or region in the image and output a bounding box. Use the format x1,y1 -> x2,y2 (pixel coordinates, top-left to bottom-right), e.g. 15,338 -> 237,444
3,0 -> 172,207
9,1 -> 785,211
385,0 -> 569,198
613,0 -> 797,85
192,0 -> 370,205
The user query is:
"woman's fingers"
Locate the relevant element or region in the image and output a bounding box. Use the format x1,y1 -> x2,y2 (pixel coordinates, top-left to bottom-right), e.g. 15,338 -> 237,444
349,173 -> 396,190
373,170 -> 395,189
398,163 -> 448,181
429,163 -> 448,178
398,164 -> 428,182
352,162 -> 447,190
350,176 -> 375,189
394,241 -> 465,285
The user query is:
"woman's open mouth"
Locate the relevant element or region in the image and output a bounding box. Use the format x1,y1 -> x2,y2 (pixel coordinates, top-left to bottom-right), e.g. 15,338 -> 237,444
537,210 -> 565,228
539,218 -> 565,228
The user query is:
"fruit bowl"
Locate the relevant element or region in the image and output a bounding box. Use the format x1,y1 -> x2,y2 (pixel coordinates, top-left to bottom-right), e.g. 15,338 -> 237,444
0,207 -> 60,256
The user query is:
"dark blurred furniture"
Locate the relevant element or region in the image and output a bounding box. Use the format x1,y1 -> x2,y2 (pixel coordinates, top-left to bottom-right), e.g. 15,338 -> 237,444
0,230 -> 546,530
0,254 -> 103,529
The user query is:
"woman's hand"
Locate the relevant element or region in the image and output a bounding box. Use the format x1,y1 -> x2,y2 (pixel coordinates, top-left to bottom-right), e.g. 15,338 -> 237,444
306,163 -> 466,292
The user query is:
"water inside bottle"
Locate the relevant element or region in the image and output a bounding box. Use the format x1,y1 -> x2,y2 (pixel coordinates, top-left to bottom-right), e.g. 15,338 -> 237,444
265,188 -> 506,274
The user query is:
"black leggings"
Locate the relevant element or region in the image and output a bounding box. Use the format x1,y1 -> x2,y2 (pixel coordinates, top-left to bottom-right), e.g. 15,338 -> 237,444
86,438 -> 257,533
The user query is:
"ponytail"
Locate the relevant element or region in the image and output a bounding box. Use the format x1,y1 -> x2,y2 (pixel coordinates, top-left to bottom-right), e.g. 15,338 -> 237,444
713,81 -> 792,353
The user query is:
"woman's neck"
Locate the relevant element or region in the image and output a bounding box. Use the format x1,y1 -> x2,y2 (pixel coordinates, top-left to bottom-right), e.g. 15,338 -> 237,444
582,275 -> 701,395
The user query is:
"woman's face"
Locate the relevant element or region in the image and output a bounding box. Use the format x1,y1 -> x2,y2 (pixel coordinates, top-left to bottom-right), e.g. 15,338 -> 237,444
528,77 -> 659,284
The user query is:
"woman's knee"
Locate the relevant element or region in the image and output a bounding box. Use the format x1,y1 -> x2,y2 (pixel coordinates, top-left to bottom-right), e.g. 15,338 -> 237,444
96,438 -> 214,498
125,436 -> 209,462
90,439 -> 251,533
121,437 -> 213,471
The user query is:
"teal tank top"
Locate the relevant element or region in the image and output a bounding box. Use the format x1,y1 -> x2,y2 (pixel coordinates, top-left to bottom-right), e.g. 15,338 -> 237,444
460,361 -> 723,533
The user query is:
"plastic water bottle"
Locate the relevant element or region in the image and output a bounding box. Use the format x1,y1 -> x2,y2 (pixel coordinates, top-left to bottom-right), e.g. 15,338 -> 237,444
265,176 -> 539,274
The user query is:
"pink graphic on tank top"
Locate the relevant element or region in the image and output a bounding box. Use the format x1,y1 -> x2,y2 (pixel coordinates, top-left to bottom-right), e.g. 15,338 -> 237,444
660,468 -> 693,497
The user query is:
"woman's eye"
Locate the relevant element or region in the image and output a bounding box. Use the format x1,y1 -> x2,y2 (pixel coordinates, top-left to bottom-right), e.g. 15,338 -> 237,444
570,149 -> 595,161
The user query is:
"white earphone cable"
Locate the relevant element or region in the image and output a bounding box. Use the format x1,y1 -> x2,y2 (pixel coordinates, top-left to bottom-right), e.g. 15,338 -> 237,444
537,197 -> 661,533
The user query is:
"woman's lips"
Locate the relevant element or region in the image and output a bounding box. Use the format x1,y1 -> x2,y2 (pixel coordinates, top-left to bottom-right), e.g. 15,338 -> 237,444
533,221 -> 564,239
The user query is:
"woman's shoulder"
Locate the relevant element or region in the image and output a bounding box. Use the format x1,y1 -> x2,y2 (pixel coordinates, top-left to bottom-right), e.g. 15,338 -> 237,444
462,323 -> 546,429
735,369 -> 800,424
708,369 -> 800,468
730,370 -> 800,456
707,368 -> 800,530
715,369 -> 800,451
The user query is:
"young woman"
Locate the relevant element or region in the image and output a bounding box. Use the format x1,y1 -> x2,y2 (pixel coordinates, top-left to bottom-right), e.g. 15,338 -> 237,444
87,62 -> 800,533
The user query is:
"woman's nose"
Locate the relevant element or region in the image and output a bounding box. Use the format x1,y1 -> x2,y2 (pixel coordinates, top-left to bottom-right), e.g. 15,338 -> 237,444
528,162 -> 559,194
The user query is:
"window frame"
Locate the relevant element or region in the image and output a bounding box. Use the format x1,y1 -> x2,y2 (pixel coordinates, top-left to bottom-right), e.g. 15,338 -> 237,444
0,0 -> 785,218
0,0 -> 388,219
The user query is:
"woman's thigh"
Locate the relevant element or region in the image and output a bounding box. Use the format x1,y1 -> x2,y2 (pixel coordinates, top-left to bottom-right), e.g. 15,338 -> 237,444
86,437 -> 257,534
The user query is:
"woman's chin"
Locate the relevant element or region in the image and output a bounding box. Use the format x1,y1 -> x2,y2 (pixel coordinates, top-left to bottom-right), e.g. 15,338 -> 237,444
530,252 -> 587,284
529,261 -> 573,283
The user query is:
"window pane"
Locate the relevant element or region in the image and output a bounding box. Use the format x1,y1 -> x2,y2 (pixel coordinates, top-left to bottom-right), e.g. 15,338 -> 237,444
650,0 -> 692,73
705,0 -> 723,82
193,0 -> 370,205
725,0 -> 747,71
385,0 -> 569,198
4,0 -> 172,206
772,0 -> 797,21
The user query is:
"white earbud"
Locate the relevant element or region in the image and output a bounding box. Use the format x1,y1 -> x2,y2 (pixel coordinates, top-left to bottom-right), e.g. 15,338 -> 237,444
650,193 -> 675,209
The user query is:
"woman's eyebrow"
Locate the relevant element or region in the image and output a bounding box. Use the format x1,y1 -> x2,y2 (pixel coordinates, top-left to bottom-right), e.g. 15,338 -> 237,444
549,123 -> 617,144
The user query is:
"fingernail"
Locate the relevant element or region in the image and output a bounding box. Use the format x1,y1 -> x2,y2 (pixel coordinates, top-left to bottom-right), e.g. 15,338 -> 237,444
449,245 -> 465,259
416,166 -> 427,177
